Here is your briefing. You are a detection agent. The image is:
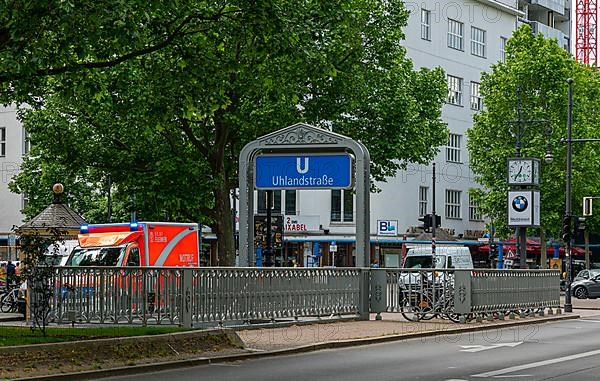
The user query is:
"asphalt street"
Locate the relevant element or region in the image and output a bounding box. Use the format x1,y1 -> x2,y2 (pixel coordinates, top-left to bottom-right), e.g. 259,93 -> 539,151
99,316 -> 600,381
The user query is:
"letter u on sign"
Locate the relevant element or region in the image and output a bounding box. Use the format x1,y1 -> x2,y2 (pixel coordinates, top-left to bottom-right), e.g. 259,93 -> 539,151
296,157 -> 309,174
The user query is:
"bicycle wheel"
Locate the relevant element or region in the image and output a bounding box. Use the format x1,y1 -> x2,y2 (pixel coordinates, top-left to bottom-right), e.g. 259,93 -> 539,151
0,293 -> 15,313
401,290 -> 433,322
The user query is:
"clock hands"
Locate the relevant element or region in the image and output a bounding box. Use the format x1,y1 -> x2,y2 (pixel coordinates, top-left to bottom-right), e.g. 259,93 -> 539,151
513,166 -> 522,181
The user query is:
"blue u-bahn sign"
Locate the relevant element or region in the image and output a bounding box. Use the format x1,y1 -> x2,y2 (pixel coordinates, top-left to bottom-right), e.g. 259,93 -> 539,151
255,154 -> 353,189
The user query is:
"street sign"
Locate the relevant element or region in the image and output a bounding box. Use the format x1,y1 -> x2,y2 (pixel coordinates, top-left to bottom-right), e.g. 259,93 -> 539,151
255,154 -> 353,189
508,190 -> 540,227
330,241 -> 337,252
377,220 -> 398,236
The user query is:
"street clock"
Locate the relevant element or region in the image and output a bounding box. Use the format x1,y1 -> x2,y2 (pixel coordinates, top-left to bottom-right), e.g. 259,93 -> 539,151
507,158 -> 540,186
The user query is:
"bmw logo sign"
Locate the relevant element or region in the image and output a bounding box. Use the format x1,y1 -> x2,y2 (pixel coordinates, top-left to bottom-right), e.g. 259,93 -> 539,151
512,195 -> 528,212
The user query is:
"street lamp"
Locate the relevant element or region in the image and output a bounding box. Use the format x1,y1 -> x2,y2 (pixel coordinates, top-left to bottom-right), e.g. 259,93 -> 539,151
564,78 -> 574,313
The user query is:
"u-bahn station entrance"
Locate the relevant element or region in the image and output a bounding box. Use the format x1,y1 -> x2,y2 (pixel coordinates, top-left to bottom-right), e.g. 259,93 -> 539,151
238,122 -> 371,268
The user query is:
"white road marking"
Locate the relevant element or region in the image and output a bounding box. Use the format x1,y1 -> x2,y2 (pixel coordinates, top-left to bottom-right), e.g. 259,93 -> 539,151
577,319 -> 600,323
493,375 -> 531,378
459,342 -> 523,353
472,348 -> 600,378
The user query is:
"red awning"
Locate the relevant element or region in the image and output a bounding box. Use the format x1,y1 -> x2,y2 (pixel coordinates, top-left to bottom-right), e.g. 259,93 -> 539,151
478,238 -> 585,257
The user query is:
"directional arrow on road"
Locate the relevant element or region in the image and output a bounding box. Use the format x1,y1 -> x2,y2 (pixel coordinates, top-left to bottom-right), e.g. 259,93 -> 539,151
460,342 -> 523,353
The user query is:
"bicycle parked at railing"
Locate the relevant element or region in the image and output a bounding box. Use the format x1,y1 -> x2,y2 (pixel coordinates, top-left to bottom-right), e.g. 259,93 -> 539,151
0,287 -> 20,313
399,271 -> 464,323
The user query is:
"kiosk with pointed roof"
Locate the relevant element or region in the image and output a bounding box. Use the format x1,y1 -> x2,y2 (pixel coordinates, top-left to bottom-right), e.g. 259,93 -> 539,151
17,183 -> 86,237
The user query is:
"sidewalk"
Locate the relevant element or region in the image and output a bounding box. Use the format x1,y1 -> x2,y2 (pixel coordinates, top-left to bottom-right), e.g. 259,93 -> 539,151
236,309 -> 595,352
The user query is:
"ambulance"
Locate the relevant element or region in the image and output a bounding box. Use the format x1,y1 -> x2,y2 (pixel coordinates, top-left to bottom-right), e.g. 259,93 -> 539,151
65,222 -> 200,267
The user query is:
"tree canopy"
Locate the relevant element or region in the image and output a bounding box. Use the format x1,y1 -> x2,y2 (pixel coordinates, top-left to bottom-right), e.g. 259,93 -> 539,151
467,25 -> 600,240
6,1 -> 449,265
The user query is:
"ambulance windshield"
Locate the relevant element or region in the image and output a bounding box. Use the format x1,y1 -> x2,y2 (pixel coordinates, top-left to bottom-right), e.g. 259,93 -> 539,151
67,246 -> 125,266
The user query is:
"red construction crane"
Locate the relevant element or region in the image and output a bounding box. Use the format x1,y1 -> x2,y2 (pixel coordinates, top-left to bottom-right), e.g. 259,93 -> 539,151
576,0 -> 598,69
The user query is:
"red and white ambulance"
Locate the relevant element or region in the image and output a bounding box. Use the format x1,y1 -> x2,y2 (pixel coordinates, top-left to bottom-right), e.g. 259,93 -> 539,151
66,222 -> 200,267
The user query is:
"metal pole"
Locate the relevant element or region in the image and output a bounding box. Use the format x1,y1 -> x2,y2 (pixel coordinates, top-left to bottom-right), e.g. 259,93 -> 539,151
265,190 -> 273,267
232,189 -> 237,257
515,86 -> 528,269
564,78 -> 574,313
107,174 -> 112,223
431,163 -> 437,264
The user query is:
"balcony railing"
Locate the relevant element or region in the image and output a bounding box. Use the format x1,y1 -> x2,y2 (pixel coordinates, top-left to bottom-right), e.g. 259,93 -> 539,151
529,0 -> 566,15
531,21 -> 568,47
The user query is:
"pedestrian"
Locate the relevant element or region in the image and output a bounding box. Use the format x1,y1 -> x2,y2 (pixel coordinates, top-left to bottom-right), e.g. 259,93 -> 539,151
6,260 -> 16,289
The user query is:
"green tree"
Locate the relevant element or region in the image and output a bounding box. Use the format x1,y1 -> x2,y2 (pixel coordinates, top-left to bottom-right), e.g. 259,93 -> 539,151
7,1 -> 448,265
467,25 -> 600,239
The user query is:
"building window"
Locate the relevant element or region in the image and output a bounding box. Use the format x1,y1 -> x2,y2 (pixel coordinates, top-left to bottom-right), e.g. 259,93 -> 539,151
419,186 -> 429,217
258,190 -> 296,215
446,133 -> 462,163
0,127 -> 5,157
500,37 -> 507,63
22,193 -> 29,211
445,190 -> 462,219
22,127 -> 30,156
285,190 -> 296,215
447,75 -> 463,105
447,19 -> 464,51
421,9 -> 431,41
470,82 -> 483,111
470,26 -> 486,58
257,190 -> 281,214
469,193 -> 483,221
331,189 -> 354,222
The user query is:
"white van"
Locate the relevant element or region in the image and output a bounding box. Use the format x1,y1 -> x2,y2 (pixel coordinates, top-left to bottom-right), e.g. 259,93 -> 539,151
402,246 -> 473,269
43,239 -> 79,266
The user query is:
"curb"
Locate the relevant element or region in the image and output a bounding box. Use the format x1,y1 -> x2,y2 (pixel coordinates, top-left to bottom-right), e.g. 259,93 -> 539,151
13,313 -> 580,381
0,315 -> 24,323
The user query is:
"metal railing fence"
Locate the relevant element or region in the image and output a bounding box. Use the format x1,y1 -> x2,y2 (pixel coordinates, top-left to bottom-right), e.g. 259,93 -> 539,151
48,267 -> 365,327
35,267 -> 561,327
453,269 -> 560,314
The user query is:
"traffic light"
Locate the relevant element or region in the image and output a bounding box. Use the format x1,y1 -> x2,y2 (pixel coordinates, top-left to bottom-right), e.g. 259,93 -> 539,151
489,244 -> 498,259
583,197 -> 593,216
418,214 -> 432,232
575,216 -> 586,232
561,215 -> 572,242
432,215 -> 441,229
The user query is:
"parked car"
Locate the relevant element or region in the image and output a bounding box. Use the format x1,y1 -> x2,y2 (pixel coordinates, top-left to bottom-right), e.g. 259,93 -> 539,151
571,272 -> 600,299
574,269 -> 600,283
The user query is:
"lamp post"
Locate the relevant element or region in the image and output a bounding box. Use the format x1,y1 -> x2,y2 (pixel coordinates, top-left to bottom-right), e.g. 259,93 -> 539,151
431,162 -> 437,264
564,78 -> 574,313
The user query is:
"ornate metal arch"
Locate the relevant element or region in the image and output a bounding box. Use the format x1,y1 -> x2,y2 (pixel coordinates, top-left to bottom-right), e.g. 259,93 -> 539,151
238,123 -> 371,267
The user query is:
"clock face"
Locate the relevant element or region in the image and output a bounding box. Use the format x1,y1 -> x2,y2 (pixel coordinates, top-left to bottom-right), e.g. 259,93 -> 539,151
508,159 -> 533,184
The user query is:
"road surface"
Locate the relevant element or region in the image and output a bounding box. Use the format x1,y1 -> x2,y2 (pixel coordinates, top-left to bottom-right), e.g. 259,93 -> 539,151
101,316 -> 600,381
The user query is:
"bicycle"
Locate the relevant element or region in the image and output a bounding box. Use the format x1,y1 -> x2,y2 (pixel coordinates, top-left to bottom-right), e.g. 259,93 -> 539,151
399,271 -> 469,323
1,287 -> 19,313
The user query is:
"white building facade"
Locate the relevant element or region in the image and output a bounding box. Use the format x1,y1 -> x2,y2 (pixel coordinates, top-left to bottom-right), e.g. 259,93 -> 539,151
0,106 -> 27,259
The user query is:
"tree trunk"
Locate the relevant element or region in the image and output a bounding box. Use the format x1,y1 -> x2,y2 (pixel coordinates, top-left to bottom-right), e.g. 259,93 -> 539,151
214,183 -> 235,266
